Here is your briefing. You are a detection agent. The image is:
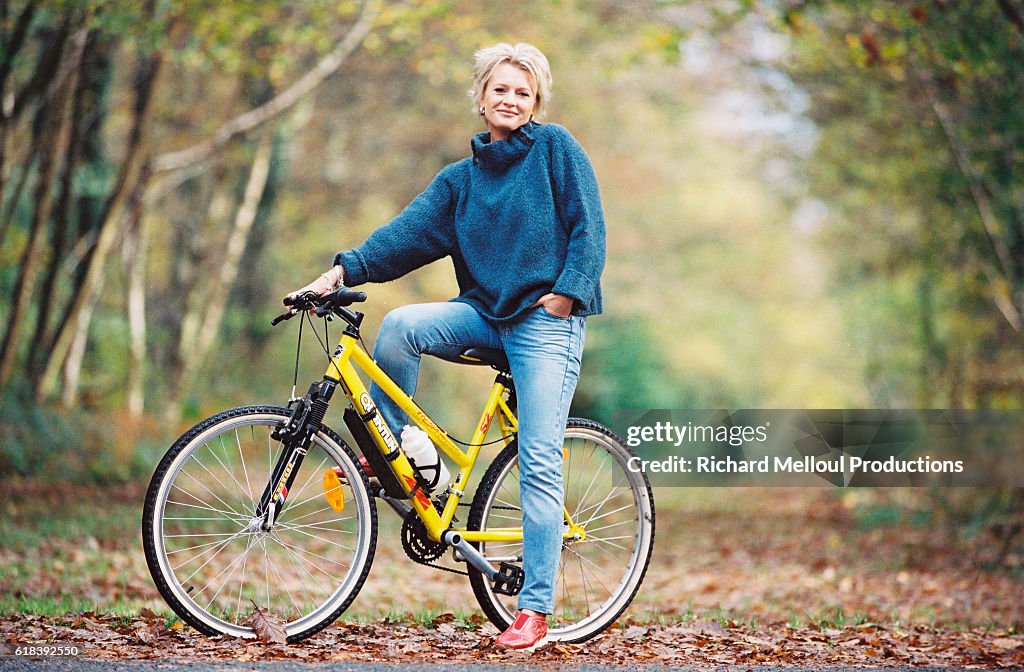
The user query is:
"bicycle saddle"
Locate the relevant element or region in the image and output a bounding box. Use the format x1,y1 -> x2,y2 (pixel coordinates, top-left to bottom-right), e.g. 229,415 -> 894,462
432,347 -> 510,373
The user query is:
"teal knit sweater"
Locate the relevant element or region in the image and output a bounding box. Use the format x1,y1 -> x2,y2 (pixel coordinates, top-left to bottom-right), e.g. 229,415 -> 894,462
334,122 -> 605,323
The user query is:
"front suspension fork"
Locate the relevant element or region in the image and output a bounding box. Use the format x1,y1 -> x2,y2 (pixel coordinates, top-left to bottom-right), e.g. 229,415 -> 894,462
256,378 -> 336,530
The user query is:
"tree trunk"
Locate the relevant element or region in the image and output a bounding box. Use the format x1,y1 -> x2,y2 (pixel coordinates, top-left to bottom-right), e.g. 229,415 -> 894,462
0,2 -> 39,201
0,2 -> 40,112
0,2 -> 57,252
917,67 -> 1023,334
196,134 -> 274,368
8,17 -> 74,127
163,133 -> 274,420
0,81 -> 71,391
0,147 -> 36,250
997,0 -> 1024,36
60,270 -> 100,408
35,49 -> 162,403
161,170 -> 228,418
28,30 -> 98,376
123,164 -> 152,417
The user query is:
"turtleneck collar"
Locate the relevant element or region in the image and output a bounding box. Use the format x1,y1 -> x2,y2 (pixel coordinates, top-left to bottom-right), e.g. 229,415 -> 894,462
471,121 -> 537,173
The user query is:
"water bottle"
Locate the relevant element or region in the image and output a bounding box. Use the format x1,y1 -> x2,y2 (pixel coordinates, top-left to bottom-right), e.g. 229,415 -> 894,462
400,425 -> 450,491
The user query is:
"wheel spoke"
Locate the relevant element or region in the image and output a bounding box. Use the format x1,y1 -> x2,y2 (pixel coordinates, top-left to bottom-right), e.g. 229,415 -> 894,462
207,432 -> 259,516
579,502 -> 637,530
169,486 -> 250,522
585,535 -> 635,554
283,453 -> 333,509
274,523 -> 359,557
584,516 -> 639,535
279,500 -> 340,525
174,525 -> 248,580
184,451 -> 249,519
266,532 -> 320,620
236,431 -> 257,514
569,456 -> 606,522
200,533 -> 262,614
564,542 -> 621,589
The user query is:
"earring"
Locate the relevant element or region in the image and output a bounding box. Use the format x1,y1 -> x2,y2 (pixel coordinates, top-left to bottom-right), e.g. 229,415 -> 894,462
479,106 -> 486,116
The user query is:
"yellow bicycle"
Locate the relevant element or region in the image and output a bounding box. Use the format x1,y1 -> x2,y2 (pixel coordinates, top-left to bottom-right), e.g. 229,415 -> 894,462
142,287 -> 655,643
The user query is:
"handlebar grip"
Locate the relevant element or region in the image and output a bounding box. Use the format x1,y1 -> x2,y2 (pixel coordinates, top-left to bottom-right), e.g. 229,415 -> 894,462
271,311 -> 295,326
326,286 -> 367,307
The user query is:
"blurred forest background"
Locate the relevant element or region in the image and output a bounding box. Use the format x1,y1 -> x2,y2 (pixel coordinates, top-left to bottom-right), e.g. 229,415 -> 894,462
1,0 -> 1023,633
0,0 -> 1022,532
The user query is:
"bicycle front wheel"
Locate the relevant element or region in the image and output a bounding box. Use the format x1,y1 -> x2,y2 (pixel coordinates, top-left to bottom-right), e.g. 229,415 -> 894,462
142,406 -> 377,642
467,418 -> 655,643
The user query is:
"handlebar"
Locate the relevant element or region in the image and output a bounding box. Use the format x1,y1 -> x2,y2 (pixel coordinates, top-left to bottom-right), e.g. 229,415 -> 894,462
272,286 -> 367,326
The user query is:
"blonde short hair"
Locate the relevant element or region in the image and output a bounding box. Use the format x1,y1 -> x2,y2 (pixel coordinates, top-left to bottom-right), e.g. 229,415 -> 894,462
469,42 -> 553,120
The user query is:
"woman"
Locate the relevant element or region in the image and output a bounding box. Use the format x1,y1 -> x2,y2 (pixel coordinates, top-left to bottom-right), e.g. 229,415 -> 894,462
289,42 -> 605,650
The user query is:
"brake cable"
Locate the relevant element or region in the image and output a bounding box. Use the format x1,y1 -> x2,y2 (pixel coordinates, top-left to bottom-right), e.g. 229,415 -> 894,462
288,313 -> 306,403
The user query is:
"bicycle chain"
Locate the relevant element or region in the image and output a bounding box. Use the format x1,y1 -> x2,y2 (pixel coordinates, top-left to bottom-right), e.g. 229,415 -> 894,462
426,561 -> 469,576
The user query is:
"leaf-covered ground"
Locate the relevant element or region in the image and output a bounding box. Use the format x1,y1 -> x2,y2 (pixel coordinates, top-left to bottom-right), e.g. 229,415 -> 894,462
1,480 -> 1022,667
3,611 -> 1023,667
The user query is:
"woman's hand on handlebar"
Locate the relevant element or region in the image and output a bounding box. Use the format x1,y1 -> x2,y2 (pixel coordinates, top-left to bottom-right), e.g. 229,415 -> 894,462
274,280 -> 366,326
285,265 -> 343,305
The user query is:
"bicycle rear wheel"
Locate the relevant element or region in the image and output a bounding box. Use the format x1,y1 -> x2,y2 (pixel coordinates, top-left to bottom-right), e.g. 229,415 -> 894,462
142,406 -> 377,642
467,418 -> 655,643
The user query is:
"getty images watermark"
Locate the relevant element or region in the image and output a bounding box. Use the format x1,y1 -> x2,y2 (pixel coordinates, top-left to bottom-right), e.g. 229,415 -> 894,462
616,410 -> 1023,487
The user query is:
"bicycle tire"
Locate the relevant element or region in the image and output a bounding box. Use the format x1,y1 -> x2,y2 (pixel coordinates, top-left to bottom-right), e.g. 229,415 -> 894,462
467,418 -> 655,643
142,406 -> 377,642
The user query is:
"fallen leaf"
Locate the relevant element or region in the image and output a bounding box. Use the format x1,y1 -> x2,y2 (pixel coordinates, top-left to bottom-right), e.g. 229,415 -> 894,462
430,612 -> 455,627
133,628 -> 156,645
248,604 -> 287,645
624,625 -> 648,639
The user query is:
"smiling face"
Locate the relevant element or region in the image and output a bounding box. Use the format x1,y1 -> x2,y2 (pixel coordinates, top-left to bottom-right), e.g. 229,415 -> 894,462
480,61 -> 538,142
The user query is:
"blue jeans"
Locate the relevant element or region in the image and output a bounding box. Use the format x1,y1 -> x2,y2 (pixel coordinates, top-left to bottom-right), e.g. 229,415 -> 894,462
369,301 -> 586,615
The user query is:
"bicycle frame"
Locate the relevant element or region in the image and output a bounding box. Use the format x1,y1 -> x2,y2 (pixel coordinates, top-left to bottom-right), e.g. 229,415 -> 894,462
324,328 -> 529,545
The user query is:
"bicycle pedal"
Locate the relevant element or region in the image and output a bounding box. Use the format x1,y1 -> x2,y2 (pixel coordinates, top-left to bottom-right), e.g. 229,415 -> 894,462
492,562 -> 524,596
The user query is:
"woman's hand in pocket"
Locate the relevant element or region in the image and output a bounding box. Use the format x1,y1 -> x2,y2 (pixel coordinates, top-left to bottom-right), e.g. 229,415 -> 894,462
533,292 -> 574,318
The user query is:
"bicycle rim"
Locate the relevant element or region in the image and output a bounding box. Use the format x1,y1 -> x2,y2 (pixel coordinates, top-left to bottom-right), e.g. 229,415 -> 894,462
469,419 -> 655,643
142,407 -> 376,641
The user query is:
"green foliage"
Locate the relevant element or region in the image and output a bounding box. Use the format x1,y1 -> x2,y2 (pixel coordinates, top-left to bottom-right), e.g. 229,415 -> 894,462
775,0 -> 1024,406
0,386 -> 162,483
0,385 -> 81,478
929,488 -> 1024,571
573,316 -> 717,424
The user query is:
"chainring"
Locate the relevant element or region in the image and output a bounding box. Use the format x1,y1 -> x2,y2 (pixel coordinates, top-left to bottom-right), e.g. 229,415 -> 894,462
401,508 -> 446,564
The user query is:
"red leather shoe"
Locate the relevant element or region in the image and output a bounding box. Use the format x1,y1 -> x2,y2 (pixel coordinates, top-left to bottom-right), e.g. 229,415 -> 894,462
495,610 -> 548,650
